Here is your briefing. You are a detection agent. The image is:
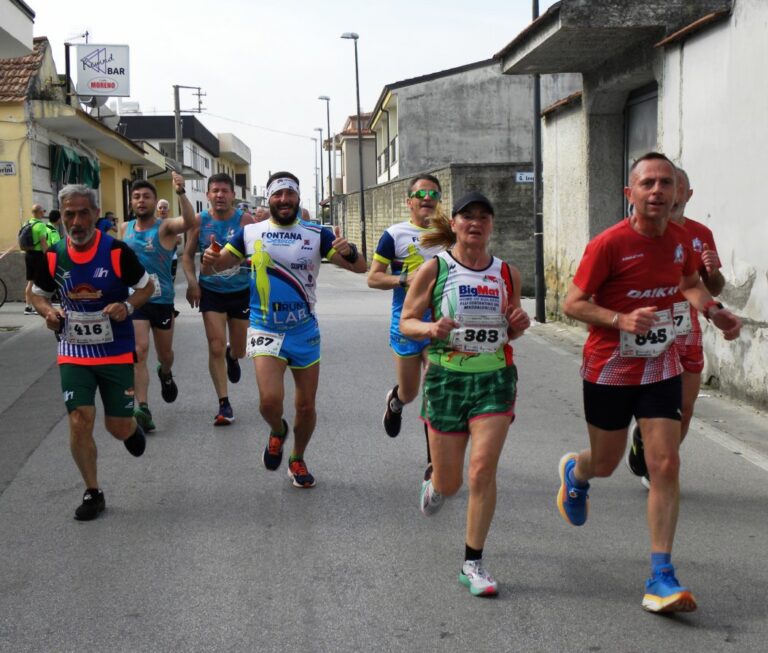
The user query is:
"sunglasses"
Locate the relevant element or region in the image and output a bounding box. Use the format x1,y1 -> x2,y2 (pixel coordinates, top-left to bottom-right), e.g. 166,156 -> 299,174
408,189 -> 441,200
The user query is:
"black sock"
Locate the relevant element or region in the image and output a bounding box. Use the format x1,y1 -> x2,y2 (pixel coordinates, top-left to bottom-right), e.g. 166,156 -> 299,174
424,423 -> 432,464
464,544 -> 483,562
219,396 -> 229,407
124,425 -> 146,457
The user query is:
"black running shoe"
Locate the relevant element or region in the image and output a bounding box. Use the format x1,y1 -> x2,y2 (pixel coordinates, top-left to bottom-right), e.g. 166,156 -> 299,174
225,344 -> 241,384
124,426 -> 146,457
383,386 -> 403,437
626,425 -> 648,477
157,364 -> 178,403
74,489 -> 105,521
263,419 -> 288,470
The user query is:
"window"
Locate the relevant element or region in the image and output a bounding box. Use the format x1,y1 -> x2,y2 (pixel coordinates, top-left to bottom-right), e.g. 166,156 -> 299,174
390,136 -> 398,164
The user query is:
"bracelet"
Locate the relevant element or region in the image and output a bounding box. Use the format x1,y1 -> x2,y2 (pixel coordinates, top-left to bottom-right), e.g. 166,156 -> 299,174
123,301 -> 134,316
611,313 -> 620,329
702,300 -> 723,321
342,243 -> 359,264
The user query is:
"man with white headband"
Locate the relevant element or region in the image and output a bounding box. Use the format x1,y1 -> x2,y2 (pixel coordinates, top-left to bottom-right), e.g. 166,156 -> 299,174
202,171 -> 367,488
182,173 -> 254,426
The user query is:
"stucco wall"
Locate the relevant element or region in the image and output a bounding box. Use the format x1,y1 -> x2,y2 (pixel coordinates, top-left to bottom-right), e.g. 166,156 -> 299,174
660,0 -> 768,406
0,104 -> 28,250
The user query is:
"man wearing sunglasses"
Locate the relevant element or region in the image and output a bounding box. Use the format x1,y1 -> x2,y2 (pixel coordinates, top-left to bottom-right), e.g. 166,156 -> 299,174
368,174 -> 445,451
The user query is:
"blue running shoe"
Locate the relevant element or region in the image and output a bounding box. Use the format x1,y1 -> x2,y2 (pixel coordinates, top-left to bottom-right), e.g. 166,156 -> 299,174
557,453 -> 589,526
214,402 -> 234,426
642,566 -> 697,613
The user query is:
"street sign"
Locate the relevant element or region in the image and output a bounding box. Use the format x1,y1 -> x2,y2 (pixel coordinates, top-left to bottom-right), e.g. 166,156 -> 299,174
516,171 -> 534,183
75,44 -> 130,96
0,161 -> 16,176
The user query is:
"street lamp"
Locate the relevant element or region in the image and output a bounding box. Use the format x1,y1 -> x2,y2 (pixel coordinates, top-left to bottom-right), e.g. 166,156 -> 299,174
318,95 -> 334,225
314,127 -> 324,219
311,137 -> 320,221
340,31 -> 367,259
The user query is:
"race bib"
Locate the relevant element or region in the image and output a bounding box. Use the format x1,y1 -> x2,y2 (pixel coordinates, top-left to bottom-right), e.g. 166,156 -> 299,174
246,328 -> 285,358
65,310 -> 114,345
450,313 -> 508,354
149,273 -> 162,298
672,301 -> 692,336
620,309 -> 674,358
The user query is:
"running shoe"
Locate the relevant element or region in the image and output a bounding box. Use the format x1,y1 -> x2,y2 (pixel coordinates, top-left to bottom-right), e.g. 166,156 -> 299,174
287,458 -> 316,488
382,386 -> 403,437
263,418 -> 288,470
23,305 -> 37,315
641,474 -> 651,490
156,364 -> 178,403
459,559 -> 499,597
642,566 -> 697,613
134,403 -> 156,432
225,344 -> 241,384
557,453 -> 589,526
419,476 -> 444,516
626,424 -> 648,477
123,427 -> 146,457
74,489 -> 105,521
214,402 -> 235,426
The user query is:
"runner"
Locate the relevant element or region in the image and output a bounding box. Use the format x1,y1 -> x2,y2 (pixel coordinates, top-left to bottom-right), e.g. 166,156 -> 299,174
626,167 -> 726,487
156,198 -> 182,282
368,174 -> 444,454
29,184 -> 155,521
557,153 -> 741,613
400,191 -> 530,597
201,171 -> 366,488
182,173 -> 253,425
22,204 -> 57,315
122,173 -> 195,431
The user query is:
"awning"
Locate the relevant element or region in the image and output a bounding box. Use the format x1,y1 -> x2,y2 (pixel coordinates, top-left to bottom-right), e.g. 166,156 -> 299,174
50,144 -> 99,188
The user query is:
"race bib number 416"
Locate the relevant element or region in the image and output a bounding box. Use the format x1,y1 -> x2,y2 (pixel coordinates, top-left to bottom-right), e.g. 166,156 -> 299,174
65,310 -> 114,345
620,309 -> 674,358
246,328 -> 285,358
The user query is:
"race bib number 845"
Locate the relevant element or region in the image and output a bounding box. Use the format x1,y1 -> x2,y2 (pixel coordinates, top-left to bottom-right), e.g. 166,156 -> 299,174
619,309 -> 674,358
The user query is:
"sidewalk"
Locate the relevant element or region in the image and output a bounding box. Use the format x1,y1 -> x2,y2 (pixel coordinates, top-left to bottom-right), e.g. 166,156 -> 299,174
523,300 -> 768,473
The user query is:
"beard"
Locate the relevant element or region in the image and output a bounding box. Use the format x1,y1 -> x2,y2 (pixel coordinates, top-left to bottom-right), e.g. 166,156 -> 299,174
134,207 -> 155,221
69,225 -> 96,246
269,201 -> 299,225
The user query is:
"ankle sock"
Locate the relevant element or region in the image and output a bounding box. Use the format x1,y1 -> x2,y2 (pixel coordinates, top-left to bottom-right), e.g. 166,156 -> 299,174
464,545 -> 483,562
651,552 -> 672,575
219,396 -> 229,407
567,466 -> 588,488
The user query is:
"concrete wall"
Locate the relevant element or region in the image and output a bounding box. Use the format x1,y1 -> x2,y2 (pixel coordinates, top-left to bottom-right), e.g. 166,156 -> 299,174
660,0 -> 768,406
397,64 -> 533,178
0,104 -> 28,250
336,162 -> 535,294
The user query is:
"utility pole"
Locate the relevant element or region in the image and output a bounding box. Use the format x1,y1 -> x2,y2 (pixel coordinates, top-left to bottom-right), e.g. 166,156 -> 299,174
173,85 -> 204,170
532,1 -> 546,323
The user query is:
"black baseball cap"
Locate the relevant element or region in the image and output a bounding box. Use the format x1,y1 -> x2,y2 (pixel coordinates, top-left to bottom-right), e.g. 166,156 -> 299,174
452,192 -> 494,216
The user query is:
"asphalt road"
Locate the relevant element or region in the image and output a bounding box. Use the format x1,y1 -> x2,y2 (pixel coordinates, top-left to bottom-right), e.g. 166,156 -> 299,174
1,266 -> 766,652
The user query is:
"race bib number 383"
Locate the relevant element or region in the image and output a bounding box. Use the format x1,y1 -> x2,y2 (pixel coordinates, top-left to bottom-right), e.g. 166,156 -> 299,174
620,309 -> 674,358
246,328 -> 285,358
450,313 -> 508,354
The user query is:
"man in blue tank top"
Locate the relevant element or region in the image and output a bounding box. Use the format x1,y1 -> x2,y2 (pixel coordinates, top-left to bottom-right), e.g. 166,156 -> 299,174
182,173 -> 254,425
122,172 -> 195,431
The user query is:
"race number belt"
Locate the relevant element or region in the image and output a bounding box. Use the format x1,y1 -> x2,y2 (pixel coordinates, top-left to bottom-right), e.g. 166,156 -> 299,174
148,273 -> 162,298
450,313 -> 508,354
620,309 -> 674,358
214,264 -> 242,279
65,310 -> 114,345
246,327 -> 285,358
673,301 -> 692,336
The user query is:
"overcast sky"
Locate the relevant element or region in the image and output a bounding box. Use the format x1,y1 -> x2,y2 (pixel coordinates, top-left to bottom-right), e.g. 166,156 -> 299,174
31,0 -> 558,210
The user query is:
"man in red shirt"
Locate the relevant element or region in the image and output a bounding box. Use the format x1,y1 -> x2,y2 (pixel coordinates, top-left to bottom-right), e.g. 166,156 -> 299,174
626,168 -> 725,486
556,153 -> 741,613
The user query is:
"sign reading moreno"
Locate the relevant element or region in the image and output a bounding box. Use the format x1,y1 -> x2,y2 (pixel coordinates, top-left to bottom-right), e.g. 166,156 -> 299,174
75,44 -> 130,97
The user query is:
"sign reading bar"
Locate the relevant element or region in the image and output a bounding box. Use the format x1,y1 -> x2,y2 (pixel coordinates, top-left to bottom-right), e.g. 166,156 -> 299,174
516,171 -> 534,183
0,161 -> 16,176
75,44 -> 130,96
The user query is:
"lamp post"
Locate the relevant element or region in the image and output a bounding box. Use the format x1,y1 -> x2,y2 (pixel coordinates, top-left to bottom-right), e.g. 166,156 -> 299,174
340,31 -> 367,259
314,127 -> 324,220
311,137 -> 320,221
318,95 -> 334,225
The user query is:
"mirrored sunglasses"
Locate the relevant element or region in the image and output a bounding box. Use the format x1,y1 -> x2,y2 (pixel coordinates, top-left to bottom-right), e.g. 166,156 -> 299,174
408,189 -> 441,200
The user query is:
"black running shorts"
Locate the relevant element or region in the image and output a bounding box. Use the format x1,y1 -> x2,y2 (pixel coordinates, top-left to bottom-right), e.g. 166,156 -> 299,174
583,376 -> 682,430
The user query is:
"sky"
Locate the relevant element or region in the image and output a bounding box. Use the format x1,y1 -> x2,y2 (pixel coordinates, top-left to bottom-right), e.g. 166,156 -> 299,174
30,0 -> 558,211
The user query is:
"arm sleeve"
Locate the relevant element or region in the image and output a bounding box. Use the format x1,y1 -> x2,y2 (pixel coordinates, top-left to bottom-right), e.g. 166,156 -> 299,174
320,227 -> 336,259
32,250 -> 56,295
373,231 -> 395,266
115,241 -> 147,286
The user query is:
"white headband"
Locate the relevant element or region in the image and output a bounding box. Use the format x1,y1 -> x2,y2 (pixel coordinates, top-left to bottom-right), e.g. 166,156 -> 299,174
267,177 -> 300,198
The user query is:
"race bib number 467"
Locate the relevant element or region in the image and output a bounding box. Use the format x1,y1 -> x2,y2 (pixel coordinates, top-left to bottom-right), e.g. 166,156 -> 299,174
246,328 -> 285,358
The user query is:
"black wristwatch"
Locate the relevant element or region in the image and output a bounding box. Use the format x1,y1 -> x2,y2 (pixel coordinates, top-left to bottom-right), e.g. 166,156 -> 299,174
342,243 -> 359,264
175,188 -> 186,196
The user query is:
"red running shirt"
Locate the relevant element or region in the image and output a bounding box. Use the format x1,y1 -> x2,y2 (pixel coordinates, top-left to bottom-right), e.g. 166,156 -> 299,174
573,218 -> 696,385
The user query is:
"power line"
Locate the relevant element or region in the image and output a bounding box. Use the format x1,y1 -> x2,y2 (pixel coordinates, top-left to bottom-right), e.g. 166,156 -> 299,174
202,112 -> 312,140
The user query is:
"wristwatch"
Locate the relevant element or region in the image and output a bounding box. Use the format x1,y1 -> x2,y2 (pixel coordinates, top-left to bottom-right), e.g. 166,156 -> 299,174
175,188 -> 186,195
123,301 -> 135,316
703,300 -> 723,320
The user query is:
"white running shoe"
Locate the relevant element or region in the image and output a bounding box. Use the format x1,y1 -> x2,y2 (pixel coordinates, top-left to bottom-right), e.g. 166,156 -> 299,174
459,559 -> 499,596
419,474 -> 443,516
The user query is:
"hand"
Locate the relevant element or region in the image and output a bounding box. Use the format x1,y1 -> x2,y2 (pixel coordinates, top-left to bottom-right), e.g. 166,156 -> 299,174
618,307 -> 659,335
171,171 -> 185,193
201,234 -> 221,267
701,243 -> 720,274
332,225 -> 351,257
431,316 -> 460,340
506,306 -> 531,333
103,302 -> 129,322
711,308 -> 741,341
44,307 -> 66,332
186,283 -> 201,308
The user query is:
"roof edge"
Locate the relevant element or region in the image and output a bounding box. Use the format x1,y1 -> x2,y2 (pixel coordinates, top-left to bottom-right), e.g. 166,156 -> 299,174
494,2 -> 562,61
654,9 -> 731,48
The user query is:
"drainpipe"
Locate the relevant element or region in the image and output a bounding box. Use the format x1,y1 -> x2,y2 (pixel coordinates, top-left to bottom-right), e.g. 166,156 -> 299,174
533,0 -> 546,323
382,108 -> 391,181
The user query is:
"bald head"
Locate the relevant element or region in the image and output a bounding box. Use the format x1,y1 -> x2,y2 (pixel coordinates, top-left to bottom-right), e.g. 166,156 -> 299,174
31,204 -> 44,218
670,168 -> 693,223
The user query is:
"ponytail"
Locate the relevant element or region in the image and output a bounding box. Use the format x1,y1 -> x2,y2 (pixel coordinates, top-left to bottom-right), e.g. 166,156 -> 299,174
420,203 -> 454,250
